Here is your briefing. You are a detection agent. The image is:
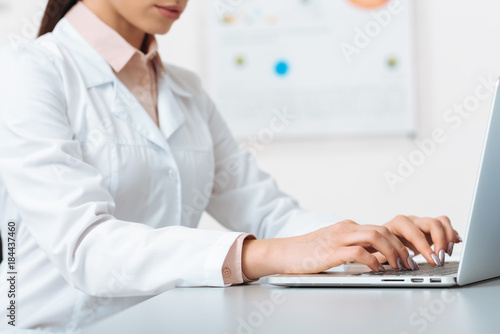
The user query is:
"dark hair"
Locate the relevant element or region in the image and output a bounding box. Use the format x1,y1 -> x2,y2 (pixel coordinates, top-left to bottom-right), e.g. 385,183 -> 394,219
37,0 -> 79,37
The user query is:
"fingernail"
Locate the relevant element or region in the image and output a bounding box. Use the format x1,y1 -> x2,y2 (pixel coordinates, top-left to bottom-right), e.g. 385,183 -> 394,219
408,250 -> 415,257
407,256 -> 416,270
431,253 -> 442,266
378,264 -> 386,272
414,261 -> 420,270
458,236 -> 463,243
397,257 -> 404,270
447,242 -> 454,256
439,249 -> 445,265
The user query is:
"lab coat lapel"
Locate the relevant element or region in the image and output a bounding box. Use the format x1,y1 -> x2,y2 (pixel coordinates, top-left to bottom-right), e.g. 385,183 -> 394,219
157,73 -> 186,140
111,78 -> 171,152
110,71 -> 188,152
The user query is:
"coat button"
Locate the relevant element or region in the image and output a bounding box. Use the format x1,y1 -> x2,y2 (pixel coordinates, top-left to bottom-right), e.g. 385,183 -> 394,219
167,168 -> 176,177
223,267 -> 231,278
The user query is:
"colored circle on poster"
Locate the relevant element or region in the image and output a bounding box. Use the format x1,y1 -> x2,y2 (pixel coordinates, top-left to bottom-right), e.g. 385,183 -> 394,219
348,0 -> 389,9
275,61 -> 289,76
235,56 -> 245,67
221,14 -> 235,24
387,57 -> 398,68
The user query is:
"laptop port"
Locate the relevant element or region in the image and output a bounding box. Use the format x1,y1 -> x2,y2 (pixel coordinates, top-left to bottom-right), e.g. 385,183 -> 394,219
411,278 -> 424,283
430,278 -> 442,283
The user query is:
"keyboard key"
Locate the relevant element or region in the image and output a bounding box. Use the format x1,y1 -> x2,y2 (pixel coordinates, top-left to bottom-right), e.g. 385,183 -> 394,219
349,262 -> 459,277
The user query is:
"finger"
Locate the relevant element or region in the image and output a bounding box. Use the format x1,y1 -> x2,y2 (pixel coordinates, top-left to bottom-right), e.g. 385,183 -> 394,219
435,216 -> 456,256
343,229 -> 401,270
359,225 -> 413,270
335,246 -> 384,272
374,225 -> 415,270
412,217 -> 447,265
373,252 -> 387,264
454,229 -> 463,243
390,215 -> 440,266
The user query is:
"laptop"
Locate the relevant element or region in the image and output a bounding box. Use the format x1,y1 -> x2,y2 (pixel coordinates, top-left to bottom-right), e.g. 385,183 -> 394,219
268,78 -> 500,288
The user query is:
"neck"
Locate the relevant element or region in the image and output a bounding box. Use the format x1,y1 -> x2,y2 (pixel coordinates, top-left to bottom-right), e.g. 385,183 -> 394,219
82,0 -> 145,50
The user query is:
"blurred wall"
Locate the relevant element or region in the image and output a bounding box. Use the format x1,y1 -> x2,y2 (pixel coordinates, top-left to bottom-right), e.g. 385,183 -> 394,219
159,0 -> 500,242
1,0 -> 500,247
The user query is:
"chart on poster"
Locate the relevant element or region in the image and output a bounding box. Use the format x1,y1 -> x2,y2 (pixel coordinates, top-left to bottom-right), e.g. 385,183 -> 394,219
207,0 -> 416,139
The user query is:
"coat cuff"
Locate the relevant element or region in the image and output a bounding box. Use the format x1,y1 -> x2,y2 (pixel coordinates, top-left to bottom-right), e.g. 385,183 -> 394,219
221,233 -> 257,285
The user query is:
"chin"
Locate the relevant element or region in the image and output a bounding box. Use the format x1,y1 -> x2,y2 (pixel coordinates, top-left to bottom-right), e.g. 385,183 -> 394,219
156,26 -> 174,35
145,23 -> 175,35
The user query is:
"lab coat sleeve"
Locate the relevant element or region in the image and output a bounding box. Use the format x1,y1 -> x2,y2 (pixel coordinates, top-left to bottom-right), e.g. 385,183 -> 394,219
198,87 -> 347,240
0,44 -> 244,296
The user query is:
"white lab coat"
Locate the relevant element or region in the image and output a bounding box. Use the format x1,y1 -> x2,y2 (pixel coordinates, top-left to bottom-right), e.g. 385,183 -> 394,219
0,18 -> 343,331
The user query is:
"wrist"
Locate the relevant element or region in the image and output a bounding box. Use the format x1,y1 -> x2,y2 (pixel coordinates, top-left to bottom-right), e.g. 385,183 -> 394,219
241,238 -> 283,280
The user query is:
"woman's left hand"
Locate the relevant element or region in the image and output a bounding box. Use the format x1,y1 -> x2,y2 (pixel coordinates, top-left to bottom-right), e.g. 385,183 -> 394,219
373,215 -> 462,266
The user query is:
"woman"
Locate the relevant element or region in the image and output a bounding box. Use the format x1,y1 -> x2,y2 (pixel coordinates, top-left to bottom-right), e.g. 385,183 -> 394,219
0,0 -> 461,331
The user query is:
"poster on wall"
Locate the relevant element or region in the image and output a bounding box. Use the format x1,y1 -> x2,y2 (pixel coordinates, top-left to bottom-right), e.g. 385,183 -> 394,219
207,0 -> 417,139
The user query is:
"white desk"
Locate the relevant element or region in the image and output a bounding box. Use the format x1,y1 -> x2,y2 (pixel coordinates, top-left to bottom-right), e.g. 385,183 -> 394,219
82,277 -> 500,334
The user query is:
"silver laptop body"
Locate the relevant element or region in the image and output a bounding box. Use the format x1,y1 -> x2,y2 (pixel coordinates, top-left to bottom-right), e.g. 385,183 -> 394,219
268,78 -> 500,288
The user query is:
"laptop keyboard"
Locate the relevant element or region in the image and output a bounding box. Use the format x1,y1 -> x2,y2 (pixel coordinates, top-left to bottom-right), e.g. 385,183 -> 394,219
349,262 -> 459,277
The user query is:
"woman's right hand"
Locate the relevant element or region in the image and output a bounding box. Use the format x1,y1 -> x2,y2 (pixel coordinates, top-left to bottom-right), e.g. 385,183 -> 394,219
242,219 -> 417,280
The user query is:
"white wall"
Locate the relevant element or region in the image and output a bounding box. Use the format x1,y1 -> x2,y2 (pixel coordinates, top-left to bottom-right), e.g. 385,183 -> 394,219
159,0 -> 500,239
1,0 -> 500,242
